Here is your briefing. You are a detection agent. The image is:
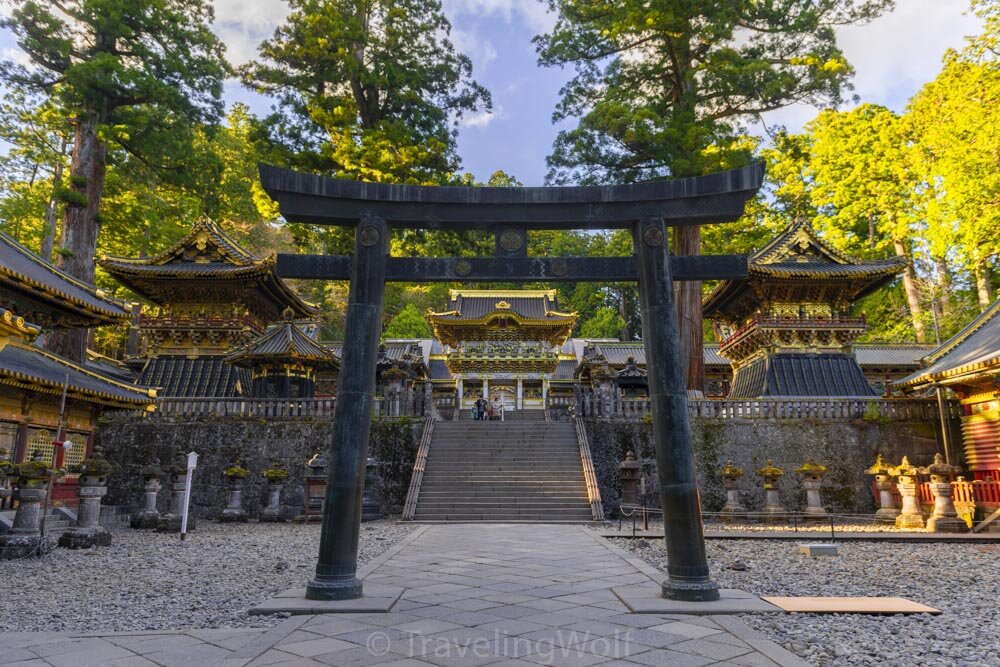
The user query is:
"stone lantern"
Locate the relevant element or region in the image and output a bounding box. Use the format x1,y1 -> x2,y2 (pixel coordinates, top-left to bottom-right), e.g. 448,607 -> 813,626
131,458 -> 162,529
60,446 -> 113,549
0,447 -> 12,510
260,461 -> 288,523
889,456 -> 924,530
721,461 -> 746,514
757,461 -> 785,518
219,460 -> 249,522
865,454 -> 899,521
157,453 -> 196,533
381,365 -> 408,417
619,451 -> 642,508
593,363 -> 616,417
919,453 -> 967,533
0,451 -> 55,559
362,458 -> 382,521
796,459 -> 829,519
295,451 -> 327,523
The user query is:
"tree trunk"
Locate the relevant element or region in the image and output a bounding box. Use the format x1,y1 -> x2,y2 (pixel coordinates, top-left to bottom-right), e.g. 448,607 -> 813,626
893,238 -> 926,343
976,260 -> 993,310
933,256 -> 952,318
48,113 -> 108,364
40,138 -> 69,261
674,225 -> 704,393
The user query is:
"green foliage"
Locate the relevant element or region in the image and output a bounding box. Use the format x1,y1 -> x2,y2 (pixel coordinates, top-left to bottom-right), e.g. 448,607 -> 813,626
242,0 -> 490,184
383,303 -> 433,339
579,307 -> 626,339
536,0 -> 891,183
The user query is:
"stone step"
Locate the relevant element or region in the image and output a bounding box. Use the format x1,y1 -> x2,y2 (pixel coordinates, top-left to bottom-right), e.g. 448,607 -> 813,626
413,514 -> 593,521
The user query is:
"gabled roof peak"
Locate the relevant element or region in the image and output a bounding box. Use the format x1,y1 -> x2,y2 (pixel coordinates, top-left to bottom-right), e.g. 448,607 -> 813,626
753,217 -> 857,266
102,216 -> 260,267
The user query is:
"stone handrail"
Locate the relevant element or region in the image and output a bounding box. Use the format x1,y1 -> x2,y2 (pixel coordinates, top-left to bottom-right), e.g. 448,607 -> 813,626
574,416 -> 605,521
402,417 -> 435,521
154,397 -> 338,418
564,390 -> 959,422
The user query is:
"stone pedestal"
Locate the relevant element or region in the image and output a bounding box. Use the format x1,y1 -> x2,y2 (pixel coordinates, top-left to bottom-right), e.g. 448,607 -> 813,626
260,483 -> 284,522
873,476 -> 899,520
158,460 -> 196,533
720,461 -> 745,516
219,477 -> 248,523
925,480 -> 968,533
0,487 -> 53,559
866,455 -> 899,521
60,474 -> 112,549
894,480 -> 925,529
757,461 -> 785,521
920,454 -> 967,533
131,463 -> 162,529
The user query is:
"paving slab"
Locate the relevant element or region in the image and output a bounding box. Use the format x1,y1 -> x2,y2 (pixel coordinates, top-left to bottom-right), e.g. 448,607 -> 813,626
1,524 -> 805,666
761,596 -> 941,614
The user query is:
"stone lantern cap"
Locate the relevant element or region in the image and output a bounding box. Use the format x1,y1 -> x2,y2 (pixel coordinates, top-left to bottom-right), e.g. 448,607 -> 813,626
796,459 -> 827,476
263,461 -> 289,482
141,457 -> 162,478
306,451 -> 328,475
756,460 -> 784,479
721,460 -> 744,479
919,453 -> 961,481
80,446 -> 113,478
619,451 -> 641,472
223,460 -> 250,479
15,450 -> 52,486
889,455 -> 919,479
865,453 -> 893,476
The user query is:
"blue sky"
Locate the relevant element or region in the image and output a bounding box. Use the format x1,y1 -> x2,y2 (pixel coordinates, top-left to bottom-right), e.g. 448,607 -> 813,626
2,1 -> 984,185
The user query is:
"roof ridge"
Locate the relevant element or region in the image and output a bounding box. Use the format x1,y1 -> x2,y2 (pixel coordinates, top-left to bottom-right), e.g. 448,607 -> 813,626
922,297 -> 1000,365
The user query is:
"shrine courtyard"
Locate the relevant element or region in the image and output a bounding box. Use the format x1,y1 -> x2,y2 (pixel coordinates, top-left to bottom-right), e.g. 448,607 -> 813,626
2,521 -> 998,666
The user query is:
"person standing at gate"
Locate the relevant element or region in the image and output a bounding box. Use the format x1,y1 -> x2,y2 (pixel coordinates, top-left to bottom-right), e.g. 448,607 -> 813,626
475,395 -> 486,421
491,396 -> 502,421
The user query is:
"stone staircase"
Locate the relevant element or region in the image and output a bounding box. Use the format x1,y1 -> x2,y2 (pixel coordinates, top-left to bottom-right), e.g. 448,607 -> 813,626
414,410 -> 594,522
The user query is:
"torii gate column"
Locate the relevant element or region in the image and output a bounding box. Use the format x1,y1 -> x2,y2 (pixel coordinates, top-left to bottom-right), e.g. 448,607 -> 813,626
307,216 -> 389,601
633,218 -> 720,602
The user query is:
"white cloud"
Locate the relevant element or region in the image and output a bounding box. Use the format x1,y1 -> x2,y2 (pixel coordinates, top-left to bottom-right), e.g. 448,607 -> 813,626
1,47 -> 32,68
451,26 -> 499,72
760,0 -> 982,133
461,105 -> 506,128
442,0 -> 556,34
211,0 -> 289,66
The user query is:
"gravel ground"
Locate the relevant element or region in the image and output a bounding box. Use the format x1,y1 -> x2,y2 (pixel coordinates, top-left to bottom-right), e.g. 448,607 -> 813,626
618,536 -> 1000,667
0,519 -> 413,633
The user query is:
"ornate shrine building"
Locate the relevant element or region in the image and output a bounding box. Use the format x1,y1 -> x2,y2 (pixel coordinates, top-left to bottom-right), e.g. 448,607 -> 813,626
0,232 -> 154,506
426,290 -> 578,410
702,219 -> 905,398
100,218 -> 318,397
898,298 -> 1000,480
225,311 -> 339,399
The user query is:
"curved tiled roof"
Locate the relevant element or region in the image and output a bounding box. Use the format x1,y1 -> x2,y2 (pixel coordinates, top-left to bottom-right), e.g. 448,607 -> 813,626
0,339 -> 154,408
226,321 -> 338,367
896,298 -> 1000,388
0,230 -> 130,326
429,289 -> 575,322
100,218 -> 317,318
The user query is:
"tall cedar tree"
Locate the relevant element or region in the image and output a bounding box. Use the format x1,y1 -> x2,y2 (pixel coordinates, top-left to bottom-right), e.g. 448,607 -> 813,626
0,0 -> 228,361
536,0 -> 892,391
242,0 -> 491,184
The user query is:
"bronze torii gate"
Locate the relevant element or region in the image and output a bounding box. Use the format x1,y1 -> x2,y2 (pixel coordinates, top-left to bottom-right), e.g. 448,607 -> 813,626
259,162 -> 765,603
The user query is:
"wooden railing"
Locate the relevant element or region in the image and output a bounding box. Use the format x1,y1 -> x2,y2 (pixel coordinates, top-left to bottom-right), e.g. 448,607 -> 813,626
562,391 -> 958,422
574,416 -> 605,521
402,417 -> 435,520
879,478 -> 1000,509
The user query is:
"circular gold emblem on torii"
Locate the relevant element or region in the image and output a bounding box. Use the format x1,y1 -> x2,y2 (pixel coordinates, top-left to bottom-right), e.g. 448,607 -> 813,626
359,223 -> 381,247
454,259 -> 472,277
643,224 -> 665,247
498,228 -> 525,253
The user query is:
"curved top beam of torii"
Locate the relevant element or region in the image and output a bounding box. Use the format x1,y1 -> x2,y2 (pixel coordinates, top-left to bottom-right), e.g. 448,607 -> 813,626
258,162 -> 765,230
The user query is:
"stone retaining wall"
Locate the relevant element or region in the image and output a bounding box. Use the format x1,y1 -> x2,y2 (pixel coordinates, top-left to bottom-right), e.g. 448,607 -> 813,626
96,414 -> 420,521
586,417 -> 959,516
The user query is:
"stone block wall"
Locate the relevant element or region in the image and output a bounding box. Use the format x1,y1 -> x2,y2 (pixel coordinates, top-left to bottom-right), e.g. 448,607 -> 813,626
96,414 -> 420,521
587,417 -> 958,517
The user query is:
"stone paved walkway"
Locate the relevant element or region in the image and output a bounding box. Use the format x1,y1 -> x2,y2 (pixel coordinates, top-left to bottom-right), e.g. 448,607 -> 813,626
0,525 -> 806,666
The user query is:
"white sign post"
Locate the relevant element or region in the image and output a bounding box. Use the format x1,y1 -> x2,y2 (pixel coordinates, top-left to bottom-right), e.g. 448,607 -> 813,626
180,451 -> 198,541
